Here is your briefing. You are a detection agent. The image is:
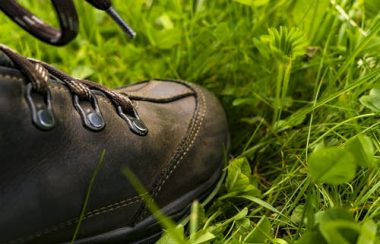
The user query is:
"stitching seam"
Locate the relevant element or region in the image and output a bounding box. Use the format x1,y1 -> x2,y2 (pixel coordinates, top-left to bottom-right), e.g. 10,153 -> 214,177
132,84 -> 206,222
7,195 -> 144,244
154,87 -> 207,195
0,74 -> 23,82
122,91 -> 194,100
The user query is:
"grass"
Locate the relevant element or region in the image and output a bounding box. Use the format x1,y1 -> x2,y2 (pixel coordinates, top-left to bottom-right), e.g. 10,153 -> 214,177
2,0 -> 380,243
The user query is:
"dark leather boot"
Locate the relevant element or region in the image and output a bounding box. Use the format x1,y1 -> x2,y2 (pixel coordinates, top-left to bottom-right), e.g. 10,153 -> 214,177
0,45 -> 229,243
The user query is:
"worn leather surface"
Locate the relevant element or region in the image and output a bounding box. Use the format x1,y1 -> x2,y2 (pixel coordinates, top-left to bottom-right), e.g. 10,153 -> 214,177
0,54 -> 229,243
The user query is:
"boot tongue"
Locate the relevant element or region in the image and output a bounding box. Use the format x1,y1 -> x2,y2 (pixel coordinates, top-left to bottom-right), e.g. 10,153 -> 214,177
0,50 -> 15,68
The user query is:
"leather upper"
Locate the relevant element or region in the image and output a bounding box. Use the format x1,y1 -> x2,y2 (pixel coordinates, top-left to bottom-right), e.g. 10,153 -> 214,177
0,53 -> 229,243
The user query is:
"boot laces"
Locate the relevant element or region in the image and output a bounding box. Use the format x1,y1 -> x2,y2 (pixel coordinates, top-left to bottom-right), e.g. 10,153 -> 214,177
0,44 -> 148,136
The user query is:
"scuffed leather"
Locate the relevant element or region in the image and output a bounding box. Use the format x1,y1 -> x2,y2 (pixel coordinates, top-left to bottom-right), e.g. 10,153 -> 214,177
0,64 -> 229,243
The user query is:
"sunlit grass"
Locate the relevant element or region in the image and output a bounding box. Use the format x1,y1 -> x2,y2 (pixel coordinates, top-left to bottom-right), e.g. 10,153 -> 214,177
2,0 -> 380,243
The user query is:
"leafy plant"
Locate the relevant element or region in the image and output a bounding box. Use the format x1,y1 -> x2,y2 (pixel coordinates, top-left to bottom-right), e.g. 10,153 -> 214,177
308,135 -> 376,185
297,209 -> 379,244
360,86 -> 380,113
2,0 -> 380,243
254,26 -> 308,124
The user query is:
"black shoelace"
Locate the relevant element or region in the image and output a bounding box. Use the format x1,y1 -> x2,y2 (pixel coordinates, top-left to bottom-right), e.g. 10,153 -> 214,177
0,0 -> 135,46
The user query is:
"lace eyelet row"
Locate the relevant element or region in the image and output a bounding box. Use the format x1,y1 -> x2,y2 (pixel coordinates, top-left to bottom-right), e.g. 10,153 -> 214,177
26,82 -> 148,136
0,45 -> 148,136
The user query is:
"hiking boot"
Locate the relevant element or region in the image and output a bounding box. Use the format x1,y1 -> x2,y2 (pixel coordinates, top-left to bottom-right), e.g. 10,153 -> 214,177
0,45 -> 230,243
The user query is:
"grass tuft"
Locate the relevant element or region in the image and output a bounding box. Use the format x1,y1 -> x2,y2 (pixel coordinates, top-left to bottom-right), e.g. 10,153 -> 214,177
2,0 -> 380,243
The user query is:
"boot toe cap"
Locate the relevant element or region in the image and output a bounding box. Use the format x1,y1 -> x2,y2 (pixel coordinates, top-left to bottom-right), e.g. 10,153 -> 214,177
142,79 -> 230,207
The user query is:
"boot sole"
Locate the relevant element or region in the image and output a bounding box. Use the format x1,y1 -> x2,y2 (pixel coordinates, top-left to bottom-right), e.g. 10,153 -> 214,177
71,166 -> 225,244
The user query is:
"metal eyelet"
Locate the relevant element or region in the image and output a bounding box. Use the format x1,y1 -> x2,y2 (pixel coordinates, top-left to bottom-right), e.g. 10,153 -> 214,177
73,93 -> 105,131
117,106 -> 148,136
25,83 -> 55,130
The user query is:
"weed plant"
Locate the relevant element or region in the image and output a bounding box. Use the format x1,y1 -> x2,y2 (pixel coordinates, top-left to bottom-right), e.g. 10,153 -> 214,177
2,0 -> 380,243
